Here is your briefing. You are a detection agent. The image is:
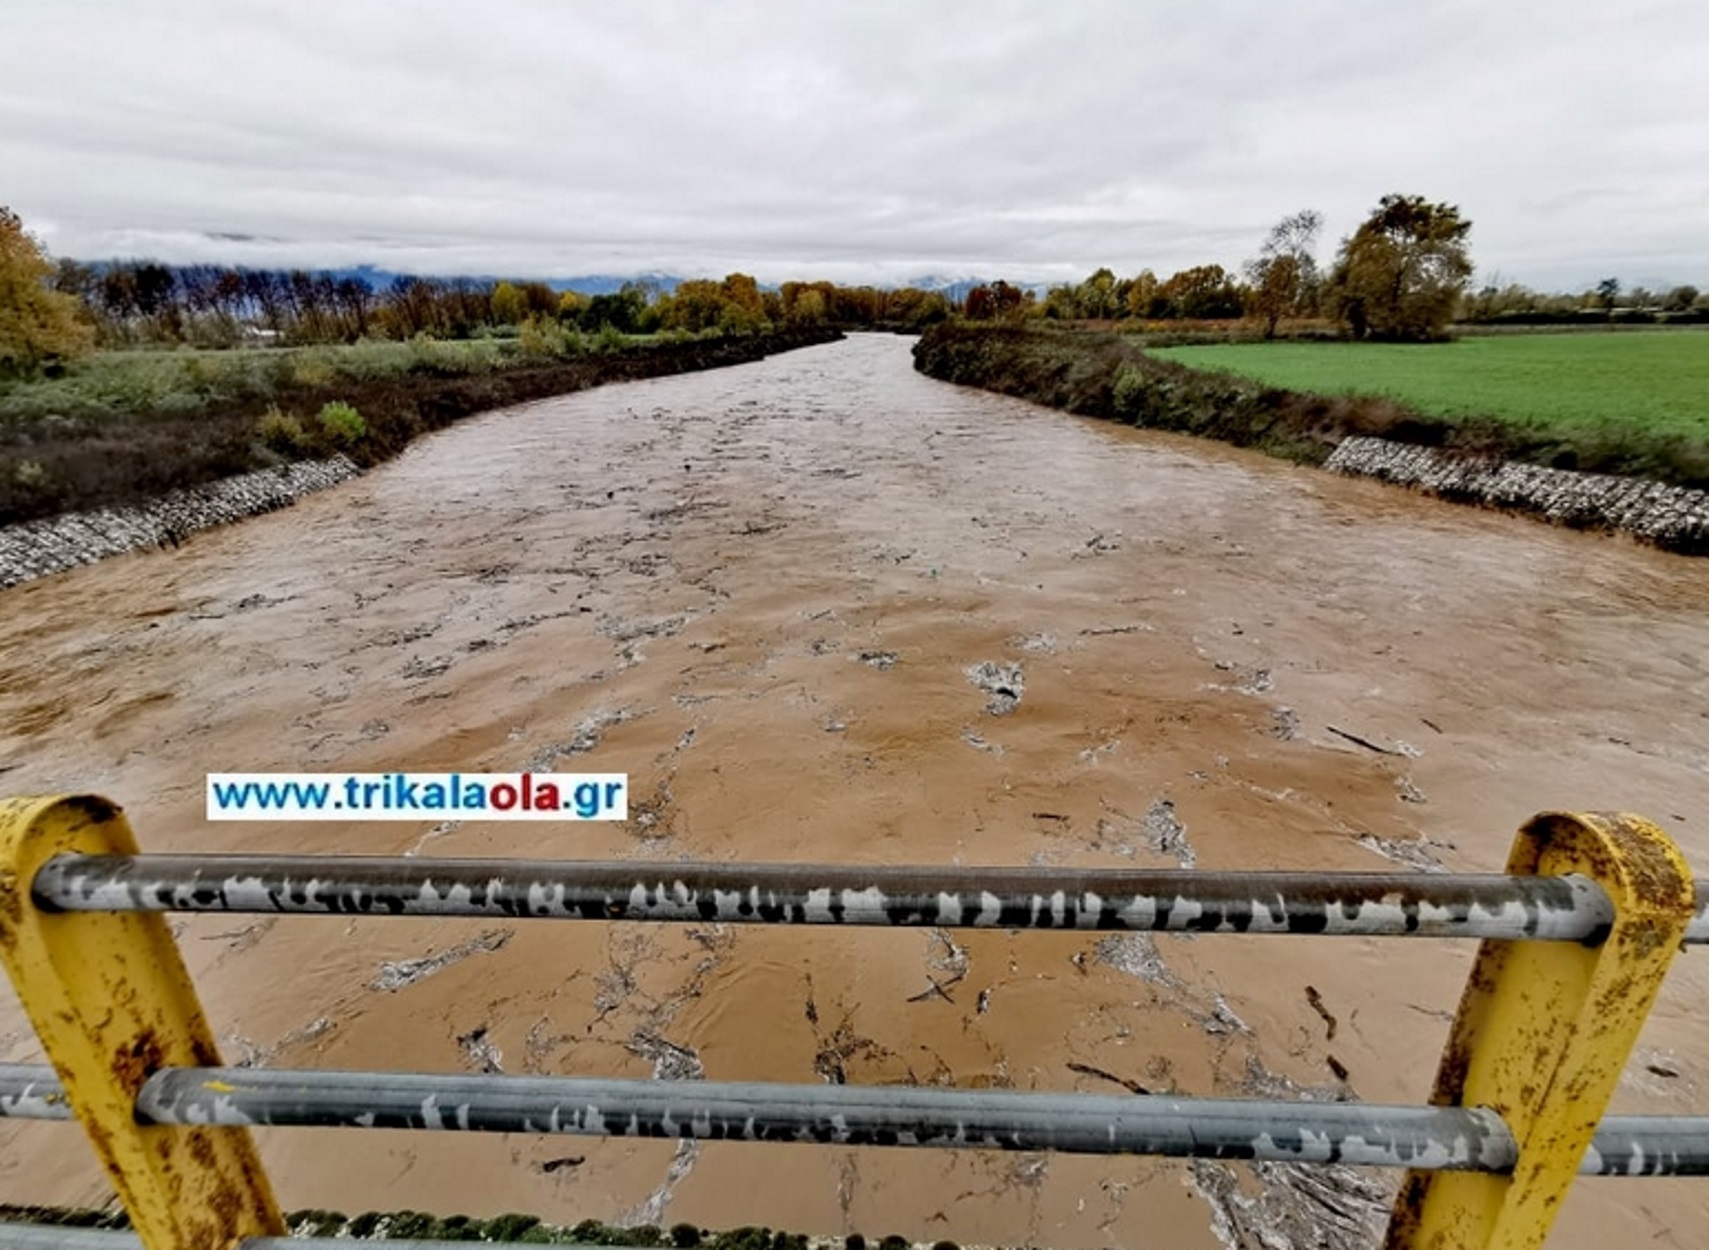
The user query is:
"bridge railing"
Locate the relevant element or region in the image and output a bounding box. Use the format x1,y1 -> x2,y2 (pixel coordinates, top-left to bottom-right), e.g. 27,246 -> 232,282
0,795 -> 1704,1250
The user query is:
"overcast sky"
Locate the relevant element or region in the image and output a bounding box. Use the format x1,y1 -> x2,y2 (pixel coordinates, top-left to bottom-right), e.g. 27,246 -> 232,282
3,1 -> 1705,291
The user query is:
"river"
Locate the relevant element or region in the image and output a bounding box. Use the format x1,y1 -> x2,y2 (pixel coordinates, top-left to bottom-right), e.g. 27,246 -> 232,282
2,334 -> 1706,1247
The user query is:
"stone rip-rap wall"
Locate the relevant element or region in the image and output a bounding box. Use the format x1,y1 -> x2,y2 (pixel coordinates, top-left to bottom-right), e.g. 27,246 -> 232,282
1325,436 -> 1709,554
0,456 -> 360,590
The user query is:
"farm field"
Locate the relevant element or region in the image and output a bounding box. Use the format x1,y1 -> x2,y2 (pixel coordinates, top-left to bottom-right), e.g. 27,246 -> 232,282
1150,330 -> 1709,442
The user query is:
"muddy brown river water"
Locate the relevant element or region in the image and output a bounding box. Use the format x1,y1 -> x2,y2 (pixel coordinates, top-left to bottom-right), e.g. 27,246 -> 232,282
3,334 -> 1708,1247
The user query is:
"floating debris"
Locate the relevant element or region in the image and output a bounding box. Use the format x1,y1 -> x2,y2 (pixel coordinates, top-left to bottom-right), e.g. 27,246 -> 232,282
1327,724 -> 1421,757
1093,932 -> 1182,990
1144,798 -> 1195,869
967,660 -> 1024,715
622,1032 -> 705,1227
1356,832 -> 1450,874
457,1025 -> 504,1074
1080,623 -> 1151,636
600,612 -> 690,643
371,929 -> 512,992
1202,993 -> 1251,1036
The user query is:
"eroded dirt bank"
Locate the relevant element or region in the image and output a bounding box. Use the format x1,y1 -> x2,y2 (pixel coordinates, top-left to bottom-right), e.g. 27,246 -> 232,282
2,334 -> 1707,1248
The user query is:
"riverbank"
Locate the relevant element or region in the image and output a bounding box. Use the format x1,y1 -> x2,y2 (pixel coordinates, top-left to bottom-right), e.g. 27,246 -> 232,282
911,323 -> 1709,552
0,329 -> 842,588
0,456 -> 360,589
0,328 -> 842,526
1326,437 -> 1709,551
1150,333 -> 1709,480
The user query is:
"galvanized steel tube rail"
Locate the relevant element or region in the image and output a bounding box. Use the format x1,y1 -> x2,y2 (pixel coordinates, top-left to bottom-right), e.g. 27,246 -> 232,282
36,853 -> 1709,942
1581,1117 -> 1709,1177
0,1063 -> 70,1122
1,1063 -> 1707,1176
1,1062 -> 1515,1171
0,1060 -> 1695,1176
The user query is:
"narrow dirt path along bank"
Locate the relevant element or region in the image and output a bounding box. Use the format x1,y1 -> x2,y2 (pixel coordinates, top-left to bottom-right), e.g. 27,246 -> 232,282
3,336 -> 1708,1248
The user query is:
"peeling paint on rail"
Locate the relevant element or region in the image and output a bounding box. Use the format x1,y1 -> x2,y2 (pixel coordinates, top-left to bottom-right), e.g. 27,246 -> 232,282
33,854 -> 1704,943
3,1063 -> 1707,1177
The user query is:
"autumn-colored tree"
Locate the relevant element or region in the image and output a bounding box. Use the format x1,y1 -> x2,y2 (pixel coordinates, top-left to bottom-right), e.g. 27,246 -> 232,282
1124,269 -> 1161,319
0,207 -> 95,376
1040,284 -> 1078,320
489,280 -> 527,325
558,289 -> 591,323
780,281 -> 833,326
885,287 -> 949,328
1157,264 -> 1243,320
964,281 -> 1028,321
657,279 -> 727,332
989,280 -> 1030,320
1243,209 -> 1322,338
783,285 -> 828,326
1074,267 -> 1120,320
829,285 -> 885,324
1327,195 -> 1472,340
719,272 -> 768,332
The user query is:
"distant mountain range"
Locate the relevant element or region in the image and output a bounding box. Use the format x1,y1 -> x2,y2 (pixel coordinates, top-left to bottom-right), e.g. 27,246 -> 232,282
291,268 -> 1033,298
76,259 -> 1042,298
294,266 -> 689,296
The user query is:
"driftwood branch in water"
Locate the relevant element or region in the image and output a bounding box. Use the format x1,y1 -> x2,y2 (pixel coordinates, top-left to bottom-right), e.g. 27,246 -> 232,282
1325,724 -> 1404,756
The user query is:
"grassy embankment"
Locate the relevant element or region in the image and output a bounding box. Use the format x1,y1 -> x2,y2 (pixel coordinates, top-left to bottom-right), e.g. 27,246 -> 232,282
913,323 -> 1709,488
0,328 -> 840,525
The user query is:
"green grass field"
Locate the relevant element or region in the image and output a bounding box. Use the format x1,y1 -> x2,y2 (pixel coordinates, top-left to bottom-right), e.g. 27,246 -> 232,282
1149,331 -> 1709,441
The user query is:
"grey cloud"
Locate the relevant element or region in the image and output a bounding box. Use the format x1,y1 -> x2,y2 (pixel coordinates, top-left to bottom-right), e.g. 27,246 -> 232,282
2,0 -> 1705,289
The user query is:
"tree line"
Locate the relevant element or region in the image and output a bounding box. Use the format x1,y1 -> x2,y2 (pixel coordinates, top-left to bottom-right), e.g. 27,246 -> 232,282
1462,277 -> 1705,324
970,196 -> 1477,340
1,207 -> 959,378
7,192 -> 1708,378
968,194 -> 1707,341
39,261 -> 953,350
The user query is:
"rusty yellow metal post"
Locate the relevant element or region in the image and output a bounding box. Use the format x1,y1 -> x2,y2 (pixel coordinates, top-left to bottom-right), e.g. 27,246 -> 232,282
0,795 -> 283,1250
1384,812 -> 1694,1250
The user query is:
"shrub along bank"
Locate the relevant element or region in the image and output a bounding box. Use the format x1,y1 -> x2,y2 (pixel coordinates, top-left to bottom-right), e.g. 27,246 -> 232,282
1,328 -> 841,524
911,323 -> 1709,490
911,323 -> 1429,466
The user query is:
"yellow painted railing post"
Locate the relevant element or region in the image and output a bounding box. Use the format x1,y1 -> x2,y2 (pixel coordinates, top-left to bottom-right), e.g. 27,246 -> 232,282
0,795 -> 283,1250
1384,811 -> 1694,1250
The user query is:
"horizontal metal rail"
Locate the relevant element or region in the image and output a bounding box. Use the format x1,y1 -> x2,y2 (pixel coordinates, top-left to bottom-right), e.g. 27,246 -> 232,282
32,854 -> 1709,942
1,1063 -> 1706,1177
